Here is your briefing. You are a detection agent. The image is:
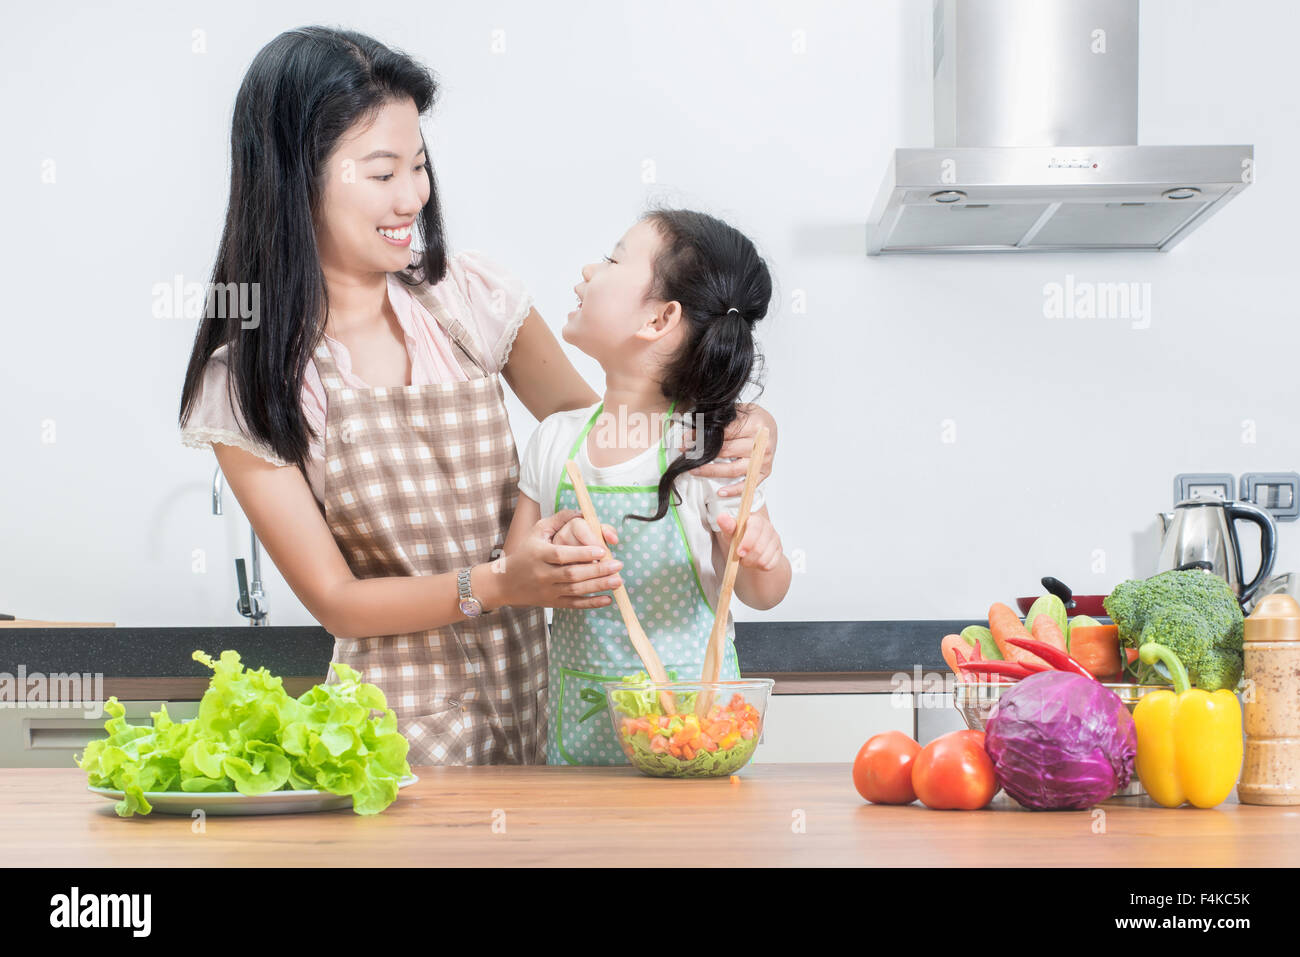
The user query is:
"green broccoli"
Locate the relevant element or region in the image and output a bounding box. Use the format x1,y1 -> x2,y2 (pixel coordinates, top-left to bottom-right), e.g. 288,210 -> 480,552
1102,569 -> 1244,691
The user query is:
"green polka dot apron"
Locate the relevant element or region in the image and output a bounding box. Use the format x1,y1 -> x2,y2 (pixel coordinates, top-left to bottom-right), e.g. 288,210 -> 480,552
546,401 -> 741,765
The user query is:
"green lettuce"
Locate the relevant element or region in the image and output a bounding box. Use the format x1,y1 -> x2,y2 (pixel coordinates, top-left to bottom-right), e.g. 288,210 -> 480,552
623,730 -> 758,778
608,671 -> 697,717
76,650 -> 411,816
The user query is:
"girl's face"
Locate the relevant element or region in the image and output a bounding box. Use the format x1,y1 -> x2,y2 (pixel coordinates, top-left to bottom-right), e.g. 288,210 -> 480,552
315,97 -> 430,277
563,218 -> 668,363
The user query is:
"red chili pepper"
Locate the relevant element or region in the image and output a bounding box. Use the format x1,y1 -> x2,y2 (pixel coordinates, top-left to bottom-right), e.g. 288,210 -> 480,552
1005,637 -> 1098,682
950,642 -> 972,682
960,661 -> 1034,680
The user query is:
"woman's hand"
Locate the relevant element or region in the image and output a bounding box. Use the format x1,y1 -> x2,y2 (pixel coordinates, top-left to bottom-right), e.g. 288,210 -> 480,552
553,515 -> 619,551
715,511 -> 784,571
681,402 -> 777,497
488,509 -> 624,610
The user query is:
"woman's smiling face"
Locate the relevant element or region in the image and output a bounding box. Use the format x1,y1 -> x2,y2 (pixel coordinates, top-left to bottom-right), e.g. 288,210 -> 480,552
564,218 -> 665,362
315,97 -> 430,275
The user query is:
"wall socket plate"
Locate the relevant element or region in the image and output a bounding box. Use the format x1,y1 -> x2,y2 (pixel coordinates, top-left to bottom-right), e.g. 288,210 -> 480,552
1172,472 -> 1299,522
1240,472 -> 1300,522
1173,473 -> 1235,504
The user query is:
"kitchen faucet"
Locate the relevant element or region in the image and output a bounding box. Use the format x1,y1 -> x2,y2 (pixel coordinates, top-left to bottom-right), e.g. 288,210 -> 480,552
211,464 -> 269,626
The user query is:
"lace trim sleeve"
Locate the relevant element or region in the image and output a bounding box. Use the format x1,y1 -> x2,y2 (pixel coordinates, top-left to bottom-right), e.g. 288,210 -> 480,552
180,425 -> 290,467
494,291 -> 534,371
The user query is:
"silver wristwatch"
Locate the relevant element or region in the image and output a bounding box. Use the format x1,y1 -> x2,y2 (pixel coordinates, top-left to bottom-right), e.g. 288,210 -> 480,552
457,566 -> 484,618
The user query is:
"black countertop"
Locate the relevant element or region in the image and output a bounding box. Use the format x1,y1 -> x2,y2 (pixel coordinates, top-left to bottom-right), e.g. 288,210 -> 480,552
0,621 -> 978,677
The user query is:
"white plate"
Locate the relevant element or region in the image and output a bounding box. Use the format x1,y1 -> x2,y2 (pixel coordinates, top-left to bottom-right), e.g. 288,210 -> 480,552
88,774 -> 418,816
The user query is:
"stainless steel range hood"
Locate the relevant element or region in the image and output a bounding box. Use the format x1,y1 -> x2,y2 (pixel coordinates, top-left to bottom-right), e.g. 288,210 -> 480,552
867,0 -> 1253,254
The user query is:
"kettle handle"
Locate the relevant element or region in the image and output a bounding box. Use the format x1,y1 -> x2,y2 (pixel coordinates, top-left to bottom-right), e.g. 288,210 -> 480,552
1226,502 -> 1278,604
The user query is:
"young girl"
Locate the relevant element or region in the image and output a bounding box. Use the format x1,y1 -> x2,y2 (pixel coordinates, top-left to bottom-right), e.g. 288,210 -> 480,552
505,208 -> 792,765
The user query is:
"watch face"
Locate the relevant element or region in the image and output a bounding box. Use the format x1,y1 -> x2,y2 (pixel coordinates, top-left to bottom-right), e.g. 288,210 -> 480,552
459,598 -> 483,618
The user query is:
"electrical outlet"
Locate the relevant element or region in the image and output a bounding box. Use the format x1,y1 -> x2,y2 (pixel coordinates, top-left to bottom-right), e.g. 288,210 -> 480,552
1173,473 -> 1235,505
1239,472 -> 1300,522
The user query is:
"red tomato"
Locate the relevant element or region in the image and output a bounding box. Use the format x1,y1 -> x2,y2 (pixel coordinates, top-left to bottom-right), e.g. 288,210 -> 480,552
911,730 -> 996,810
852,731 -> 921,804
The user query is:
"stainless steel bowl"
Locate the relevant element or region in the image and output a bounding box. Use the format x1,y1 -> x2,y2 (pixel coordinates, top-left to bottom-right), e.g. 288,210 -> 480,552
953,680 -> 1171,797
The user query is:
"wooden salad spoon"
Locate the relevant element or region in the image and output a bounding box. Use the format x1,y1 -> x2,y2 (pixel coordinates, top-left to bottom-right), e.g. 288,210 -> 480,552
564,460 -> 676,715
695,426 -> 769,718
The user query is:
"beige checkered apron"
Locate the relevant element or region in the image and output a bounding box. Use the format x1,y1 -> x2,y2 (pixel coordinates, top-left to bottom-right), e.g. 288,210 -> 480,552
314,277 -> 548,766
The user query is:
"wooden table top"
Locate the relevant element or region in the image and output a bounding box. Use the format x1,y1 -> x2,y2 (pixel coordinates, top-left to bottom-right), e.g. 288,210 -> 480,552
3,765 -> 1296,867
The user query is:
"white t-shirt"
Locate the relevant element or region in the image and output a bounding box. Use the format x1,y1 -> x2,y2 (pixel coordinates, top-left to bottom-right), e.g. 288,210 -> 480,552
517,403 -> 766,610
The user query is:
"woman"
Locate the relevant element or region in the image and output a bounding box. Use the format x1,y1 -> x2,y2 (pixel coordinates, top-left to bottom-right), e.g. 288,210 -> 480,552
177,26 -> 778,767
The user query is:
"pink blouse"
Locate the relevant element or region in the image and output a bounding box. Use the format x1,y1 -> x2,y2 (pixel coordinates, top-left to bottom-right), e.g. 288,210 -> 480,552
180,249 -> 532,503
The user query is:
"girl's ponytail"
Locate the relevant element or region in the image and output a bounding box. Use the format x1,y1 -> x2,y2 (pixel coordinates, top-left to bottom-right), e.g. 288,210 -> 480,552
626,209 -> 771,524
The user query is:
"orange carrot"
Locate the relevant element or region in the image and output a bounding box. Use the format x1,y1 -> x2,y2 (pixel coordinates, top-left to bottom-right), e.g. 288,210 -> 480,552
988,602 -> 1030,654
988,603 -> 1050,669
1030,612 -> 1068,653
1068,624 -> 1122,679
940,633 -> 974,679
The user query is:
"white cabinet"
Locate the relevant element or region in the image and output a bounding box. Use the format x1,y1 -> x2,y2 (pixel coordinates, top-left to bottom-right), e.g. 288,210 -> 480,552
0,701 -> 199,768
751,693 -> 915,763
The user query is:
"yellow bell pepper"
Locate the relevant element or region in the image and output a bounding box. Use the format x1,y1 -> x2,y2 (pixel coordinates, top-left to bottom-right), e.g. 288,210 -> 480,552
1133,643 -> 1243,808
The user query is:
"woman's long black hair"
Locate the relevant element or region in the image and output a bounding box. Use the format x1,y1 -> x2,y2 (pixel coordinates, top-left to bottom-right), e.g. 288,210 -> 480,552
178,26 -> 448,472
627,208 -> 772,524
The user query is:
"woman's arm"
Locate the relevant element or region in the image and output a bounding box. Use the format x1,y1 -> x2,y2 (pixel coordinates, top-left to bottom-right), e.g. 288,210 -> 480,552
502,308 -> 599,421
211,443 -> 624,637
212,442 -> 471,638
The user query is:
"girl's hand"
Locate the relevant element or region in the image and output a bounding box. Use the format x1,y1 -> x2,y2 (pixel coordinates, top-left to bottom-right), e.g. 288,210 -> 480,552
682,403 -> 777,497
553,515 -> 619,552
715,512 -> 784,571
492,509 -> 624,609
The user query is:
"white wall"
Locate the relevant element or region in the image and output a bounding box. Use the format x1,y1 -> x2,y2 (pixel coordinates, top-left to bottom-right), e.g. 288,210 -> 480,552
1,0 -> 1295,627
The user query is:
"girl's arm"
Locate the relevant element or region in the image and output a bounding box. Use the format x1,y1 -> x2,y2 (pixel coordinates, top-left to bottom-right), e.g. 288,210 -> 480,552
711,505 -> 792,611
502,308 -> 599,421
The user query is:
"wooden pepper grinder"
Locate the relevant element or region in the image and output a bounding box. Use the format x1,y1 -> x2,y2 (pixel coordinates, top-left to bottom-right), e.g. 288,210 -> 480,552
1238,593 -> 1300,805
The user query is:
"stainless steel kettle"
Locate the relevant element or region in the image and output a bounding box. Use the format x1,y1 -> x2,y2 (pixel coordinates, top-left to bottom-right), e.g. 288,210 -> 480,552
1156,498 -> 1278,605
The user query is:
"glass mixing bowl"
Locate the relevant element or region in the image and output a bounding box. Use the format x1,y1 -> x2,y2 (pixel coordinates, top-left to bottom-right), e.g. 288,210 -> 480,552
602,678 -> 773,778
